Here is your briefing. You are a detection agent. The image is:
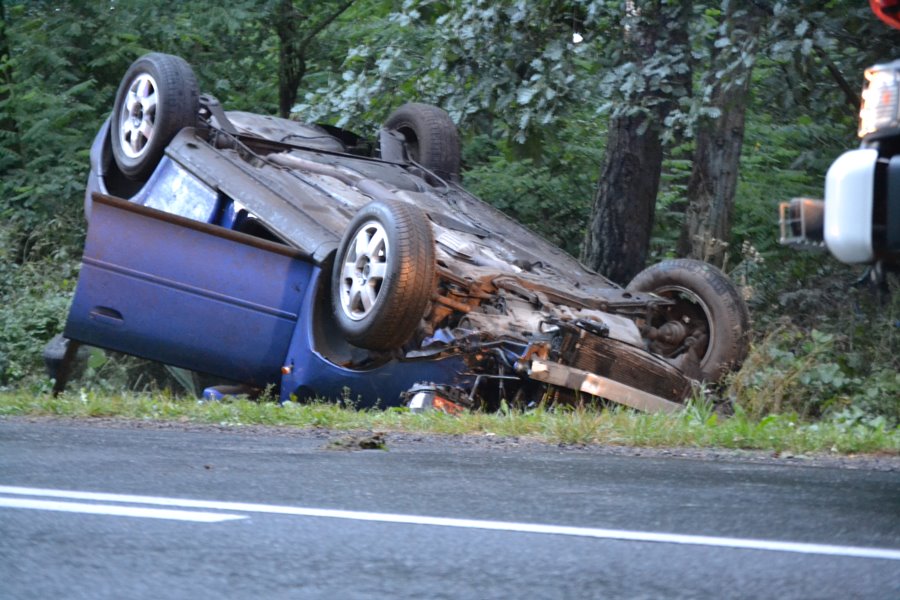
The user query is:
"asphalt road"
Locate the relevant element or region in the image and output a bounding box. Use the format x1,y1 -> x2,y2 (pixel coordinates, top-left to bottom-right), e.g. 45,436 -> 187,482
1,419 -> 898,599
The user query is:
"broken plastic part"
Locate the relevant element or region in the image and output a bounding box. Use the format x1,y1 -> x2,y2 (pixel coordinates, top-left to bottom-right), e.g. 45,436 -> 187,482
407,389 -> 464,414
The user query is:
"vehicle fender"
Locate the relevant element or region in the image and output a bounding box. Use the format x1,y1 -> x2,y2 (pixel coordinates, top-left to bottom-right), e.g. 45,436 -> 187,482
84,117 -> 113,218
279,266 -> 472,407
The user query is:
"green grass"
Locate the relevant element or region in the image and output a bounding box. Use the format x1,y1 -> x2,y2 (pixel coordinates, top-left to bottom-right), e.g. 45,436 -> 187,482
1,390 -> 897,455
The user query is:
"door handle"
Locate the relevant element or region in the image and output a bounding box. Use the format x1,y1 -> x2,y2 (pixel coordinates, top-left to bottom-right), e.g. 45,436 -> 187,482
89,306 -> 124,327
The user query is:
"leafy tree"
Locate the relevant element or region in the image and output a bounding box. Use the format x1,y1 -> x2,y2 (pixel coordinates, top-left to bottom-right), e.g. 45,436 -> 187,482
273,0 -> 357,118
295,1 -> 612,144
679,0 -> 900,266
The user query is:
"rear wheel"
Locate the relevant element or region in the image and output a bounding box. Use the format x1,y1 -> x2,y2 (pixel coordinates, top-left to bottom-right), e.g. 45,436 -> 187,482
627,259 -> 750,382
332,199 -> 436,351
383,103 -> 461,180
110,53 -> 199,180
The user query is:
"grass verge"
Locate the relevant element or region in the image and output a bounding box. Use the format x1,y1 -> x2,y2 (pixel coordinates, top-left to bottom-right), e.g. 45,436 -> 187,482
1,390 -> 898,456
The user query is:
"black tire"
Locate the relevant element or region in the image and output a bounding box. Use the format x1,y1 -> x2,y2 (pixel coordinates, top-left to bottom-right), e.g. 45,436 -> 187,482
383,103 -> 461,179
627,259 -> 750,383
332,199 -> 436,351
110,53 -> 199,180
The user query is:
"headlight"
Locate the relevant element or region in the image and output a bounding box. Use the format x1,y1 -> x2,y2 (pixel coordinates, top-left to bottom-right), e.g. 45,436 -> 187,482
858,59 -> 900,140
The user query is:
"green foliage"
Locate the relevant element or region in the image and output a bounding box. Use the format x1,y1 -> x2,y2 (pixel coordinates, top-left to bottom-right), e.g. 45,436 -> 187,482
650,149 -> 693,260
465,156 -> 589,255
0,221 -> 78,385
731,327 -> 850,418
729,300 -> 900,426
461,110 -> 603,255
762,0 -> 900,123
296,0 -> 613,142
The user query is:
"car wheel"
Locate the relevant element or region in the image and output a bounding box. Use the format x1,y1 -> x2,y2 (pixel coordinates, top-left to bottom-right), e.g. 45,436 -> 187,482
627,259 -> 750,383
110,53 -> 199,180
332,199 -> 436,351
383,103 -> 461,180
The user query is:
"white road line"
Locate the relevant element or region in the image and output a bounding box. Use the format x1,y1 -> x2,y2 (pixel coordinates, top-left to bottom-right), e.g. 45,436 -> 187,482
0,497 -> 245,523
2,485 -> 898,561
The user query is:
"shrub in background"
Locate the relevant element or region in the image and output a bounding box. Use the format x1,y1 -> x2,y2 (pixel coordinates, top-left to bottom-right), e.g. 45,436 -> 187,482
728,281 -> 899,426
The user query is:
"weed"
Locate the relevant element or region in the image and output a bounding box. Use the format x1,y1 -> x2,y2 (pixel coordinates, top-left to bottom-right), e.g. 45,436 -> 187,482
728,281 -> 899,426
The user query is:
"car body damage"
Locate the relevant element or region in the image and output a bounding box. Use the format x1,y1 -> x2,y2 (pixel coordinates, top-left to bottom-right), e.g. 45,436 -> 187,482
54,53 -> 751,413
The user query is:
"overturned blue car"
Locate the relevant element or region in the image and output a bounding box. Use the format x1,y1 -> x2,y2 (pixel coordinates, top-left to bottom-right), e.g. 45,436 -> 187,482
53,53 -> 751,413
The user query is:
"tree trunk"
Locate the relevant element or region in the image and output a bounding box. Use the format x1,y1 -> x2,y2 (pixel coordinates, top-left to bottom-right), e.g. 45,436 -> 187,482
678,2 -> 764,265
276,0 -> 303,119
581,0 -> 691,284
582,113 -> 664,284
677,87 -> 753,264
275,0 -> 356,119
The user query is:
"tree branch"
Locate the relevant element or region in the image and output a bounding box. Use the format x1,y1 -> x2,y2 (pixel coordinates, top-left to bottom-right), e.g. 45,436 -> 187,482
814,46 -> 860,115
750,0 -> 859,115
300,0 -> 356,50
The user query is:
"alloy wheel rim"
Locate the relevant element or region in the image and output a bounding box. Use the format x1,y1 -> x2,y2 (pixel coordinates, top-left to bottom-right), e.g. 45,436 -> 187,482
339,220 -> 390,320
118,73 -> 159,159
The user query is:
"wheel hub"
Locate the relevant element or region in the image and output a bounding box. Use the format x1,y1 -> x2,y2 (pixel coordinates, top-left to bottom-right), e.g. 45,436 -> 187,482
648,285 -> 714,366
655,320 -> 689,346
338,221 -> 389,321
118,73 -> 158,159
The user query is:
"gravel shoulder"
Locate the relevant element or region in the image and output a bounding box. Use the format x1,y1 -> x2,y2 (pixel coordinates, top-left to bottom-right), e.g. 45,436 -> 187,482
3,414 -> 898,472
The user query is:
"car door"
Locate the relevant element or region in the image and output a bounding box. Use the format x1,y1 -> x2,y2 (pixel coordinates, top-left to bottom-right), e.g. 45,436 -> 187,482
64,194 -> 313,386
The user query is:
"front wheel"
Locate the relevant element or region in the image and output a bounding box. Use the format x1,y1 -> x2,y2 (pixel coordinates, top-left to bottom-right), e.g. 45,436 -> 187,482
627,259 -> 750,383
331,200 -> 436,351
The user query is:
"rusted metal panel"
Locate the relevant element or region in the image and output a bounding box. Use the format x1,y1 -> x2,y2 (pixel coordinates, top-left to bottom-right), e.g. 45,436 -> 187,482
528,360 -> 683,413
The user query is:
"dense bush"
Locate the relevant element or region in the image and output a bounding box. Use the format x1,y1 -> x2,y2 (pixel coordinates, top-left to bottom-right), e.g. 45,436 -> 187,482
0,224 -> 77,386
729,318 -> 899,423
461,111 -> 603,255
